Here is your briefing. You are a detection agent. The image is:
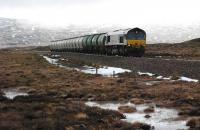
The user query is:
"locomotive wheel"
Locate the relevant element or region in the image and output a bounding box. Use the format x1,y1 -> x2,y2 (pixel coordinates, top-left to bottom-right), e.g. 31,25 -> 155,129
107,47 -> 112,55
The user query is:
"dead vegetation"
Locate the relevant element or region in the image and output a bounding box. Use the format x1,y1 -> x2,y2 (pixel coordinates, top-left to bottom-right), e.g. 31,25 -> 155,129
146,38 -> 200,58
0,49 -> 199,129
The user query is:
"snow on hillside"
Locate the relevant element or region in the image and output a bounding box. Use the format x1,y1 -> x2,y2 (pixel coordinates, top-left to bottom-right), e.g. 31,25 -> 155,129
1,17 -> 200,48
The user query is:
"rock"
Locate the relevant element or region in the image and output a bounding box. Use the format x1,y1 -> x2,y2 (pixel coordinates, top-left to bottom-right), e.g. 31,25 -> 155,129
130,98 -> 145,105
0,95 -> 7,101
186,118 -> 200,129
132,122 -> 151,130
144,114 -> 151,118
118,105 -> 137,113
144,106 -> 155,113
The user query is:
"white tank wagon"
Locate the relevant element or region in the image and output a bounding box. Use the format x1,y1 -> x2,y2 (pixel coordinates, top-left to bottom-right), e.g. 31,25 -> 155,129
50,28 -> 146,56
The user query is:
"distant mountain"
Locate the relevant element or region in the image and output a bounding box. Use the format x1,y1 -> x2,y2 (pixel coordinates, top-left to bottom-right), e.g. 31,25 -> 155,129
188,38 -> 200,43
0,17 -> 51,47
0,17 -> 117,48
1,17 -> 200,49
144,25 -> 200,44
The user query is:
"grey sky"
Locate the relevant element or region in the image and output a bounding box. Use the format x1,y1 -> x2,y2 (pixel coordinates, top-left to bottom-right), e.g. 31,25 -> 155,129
0,0 -> 100,7
0,0 -> 200,27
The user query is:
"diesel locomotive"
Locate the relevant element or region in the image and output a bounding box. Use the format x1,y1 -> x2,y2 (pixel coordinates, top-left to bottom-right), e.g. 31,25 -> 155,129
50,28 -> 146,56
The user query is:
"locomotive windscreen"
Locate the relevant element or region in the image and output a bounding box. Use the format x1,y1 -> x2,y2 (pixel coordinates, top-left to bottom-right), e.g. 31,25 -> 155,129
127,29 -> 146,39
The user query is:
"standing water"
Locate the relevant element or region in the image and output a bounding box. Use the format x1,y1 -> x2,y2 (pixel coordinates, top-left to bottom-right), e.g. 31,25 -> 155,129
3,89 -> 28,99
85,102 -> 189,130
43,55 -> 131,77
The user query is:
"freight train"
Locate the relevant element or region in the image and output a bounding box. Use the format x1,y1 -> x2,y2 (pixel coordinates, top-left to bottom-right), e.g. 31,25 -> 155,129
50,28 -> 146,56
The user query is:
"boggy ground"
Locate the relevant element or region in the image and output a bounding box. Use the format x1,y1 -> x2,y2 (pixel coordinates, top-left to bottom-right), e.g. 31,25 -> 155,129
0,49 -> 200,130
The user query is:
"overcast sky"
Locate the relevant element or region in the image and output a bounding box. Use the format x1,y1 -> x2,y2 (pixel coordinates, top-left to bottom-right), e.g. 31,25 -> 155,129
0,0 -> 200,27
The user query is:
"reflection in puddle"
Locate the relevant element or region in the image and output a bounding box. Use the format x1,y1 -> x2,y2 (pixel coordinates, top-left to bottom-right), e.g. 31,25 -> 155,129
80,66 -> 131,77
3,89 -> 28,99
85,102 -> 188,130
43,56 -> 131,77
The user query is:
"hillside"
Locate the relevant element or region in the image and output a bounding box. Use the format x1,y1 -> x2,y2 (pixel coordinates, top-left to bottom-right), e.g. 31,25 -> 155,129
146,38 -> 200,57
0,17 -> 116,48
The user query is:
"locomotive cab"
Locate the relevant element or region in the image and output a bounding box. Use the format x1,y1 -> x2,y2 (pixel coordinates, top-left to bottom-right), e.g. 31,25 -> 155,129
126,28 -> 146,56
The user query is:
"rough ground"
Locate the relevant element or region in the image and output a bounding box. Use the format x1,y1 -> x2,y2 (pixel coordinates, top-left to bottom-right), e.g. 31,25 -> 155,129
46,51 -> 200,80
0,48 -> 200,130
146,38 -> 200,58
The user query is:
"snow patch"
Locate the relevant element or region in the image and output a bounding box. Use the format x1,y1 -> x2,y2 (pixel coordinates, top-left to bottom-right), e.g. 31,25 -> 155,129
156,76 -> 163,79
138,72 -> 155,76
81,66 -> 131,77
3,89 -> 28,99
43,56 -> 58,65
178,77 -> 199,83
156,76 -> 172,80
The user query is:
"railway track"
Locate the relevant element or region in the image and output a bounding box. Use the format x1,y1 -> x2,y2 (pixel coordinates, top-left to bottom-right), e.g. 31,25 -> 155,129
34,51 -> 200,80
35,51 -> 200,62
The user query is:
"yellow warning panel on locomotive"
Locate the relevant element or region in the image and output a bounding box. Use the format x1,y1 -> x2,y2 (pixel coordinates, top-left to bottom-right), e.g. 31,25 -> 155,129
127,40 -> 146,45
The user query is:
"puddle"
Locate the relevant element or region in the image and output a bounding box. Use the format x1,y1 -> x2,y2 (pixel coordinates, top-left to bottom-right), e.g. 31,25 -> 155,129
138,72 -> 155,77
43,56 -> 59,65
3,89 -> 28,99
178,76 -> 199,83
43,56 -> 131,77
80,65 -> 131,77
85,102 -> 188,130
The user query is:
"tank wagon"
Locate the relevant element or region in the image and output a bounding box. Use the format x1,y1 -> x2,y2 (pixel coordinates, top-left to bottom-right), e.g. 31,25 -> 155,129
50,28 -> 146,56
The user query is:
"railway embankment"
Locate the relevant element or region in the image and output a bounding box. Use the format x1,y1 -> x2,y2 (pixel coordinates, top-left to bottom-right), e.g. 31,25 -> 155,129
47,51 -> 200,80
